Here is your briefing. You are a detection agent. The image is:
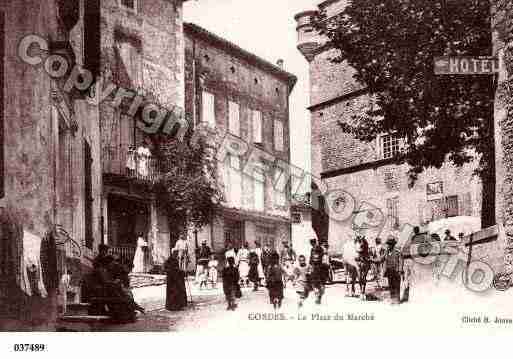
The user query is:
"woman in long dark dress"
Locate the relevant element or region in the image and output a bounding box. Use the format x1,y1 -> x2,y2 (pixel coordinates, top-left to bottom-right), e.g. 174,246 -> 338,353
165,250 -> 188,311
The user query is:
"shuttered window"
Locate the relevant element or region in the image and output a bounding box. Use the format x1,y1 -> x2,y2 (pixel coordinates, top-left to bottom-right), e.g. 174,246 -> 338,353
202,91 -> 215,127
274,168 -> 286,207
386,197 -> 399,228
253,110 -> 262,144
228,101 -> 240,136
274,120 -> 284,151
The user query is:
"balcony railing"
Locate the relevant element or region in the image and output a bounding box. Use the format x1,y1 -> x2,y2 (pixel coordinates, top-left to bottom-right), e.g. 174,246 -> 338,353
108,246 -> 136,268
103,146 -> 161,183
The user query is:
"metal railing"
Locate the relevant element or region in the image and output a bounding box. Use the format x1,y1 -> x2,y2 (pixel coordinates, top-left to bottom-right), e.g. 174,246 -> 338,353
108,246 -> 136,267
102,146 -> 161,183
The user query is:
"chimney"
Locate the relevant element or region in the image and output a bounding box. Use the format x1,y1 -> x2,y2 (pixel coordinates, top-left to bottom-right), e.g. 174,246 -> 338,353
276,59 -> 284,69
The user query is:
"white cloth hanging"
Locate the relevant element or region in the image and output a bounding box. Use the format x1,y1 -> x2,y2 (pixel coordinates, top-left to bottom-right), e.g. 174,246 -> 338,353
137,146 -> 151,177
22,231 -> 48,298
132,237 -> 148,273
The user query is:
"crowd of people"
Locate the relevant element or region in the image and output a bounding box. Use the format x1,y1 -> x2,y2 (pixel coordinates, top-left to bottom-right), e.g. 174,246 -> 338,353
216,239 -> 331,311
82,226 -> 464,321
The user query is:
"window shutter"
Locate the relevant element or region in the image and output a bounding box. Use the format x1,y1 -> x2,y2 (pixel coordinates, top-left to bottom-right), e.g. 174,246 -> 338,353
202,91 -> 215,127
274,119 -> 284,151
228,101 -> 240,136
253,110 -> 262,144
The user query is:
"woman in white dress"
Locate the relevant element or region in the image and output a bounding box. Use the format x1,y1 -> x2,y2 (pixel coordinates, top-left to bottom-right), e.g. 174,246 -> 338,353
237,242 -> 250,287
132,235 -> 148,273
136,145 -> 151,178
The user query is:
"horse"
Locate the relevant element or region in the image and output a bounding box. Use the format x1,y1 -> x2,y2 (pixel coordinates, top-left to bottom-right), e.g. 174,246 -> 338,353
342,236 -> 371,300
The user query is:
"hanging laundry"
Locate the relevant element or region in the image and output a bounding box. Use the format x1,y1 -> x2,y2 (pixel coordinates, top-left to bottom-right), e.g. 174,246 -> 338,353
22,231 -> 48,298
0,207 -> 26,296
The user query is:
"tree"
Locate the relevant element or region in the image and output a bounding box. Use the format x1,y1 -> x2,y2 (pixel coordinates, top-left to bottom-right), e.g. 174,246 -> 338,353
314,0 -> 495,227
157,127 -> 222,248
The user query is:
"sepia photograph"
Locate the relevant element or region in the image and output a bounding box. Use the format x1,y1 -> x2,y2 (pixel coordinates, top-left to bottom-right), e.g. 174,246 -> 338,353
0,0 -> 512,350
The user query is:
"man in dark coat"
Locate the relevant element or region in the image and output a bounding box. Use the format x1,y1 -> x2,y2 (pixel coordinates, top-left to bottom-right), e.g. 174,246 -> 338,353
248,251 -> 260,291
265,252 -> 284,309
165,250 -> 188,311
222,256 -> 240,311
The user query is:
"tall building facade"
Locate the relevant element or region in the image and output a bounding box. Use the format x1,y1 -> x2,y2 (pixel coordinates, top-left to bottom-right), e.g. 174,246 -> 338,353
99,0 -> 188,271
0,0 -> 103,328
0,0 -> 191,329
184,23 -> 297,257
295,0 -> 483,254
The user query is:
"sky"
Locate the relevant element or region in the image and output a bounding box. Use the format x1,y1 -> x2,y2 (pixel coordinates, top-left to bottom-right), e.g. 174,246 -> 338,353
183,0 -> 320,191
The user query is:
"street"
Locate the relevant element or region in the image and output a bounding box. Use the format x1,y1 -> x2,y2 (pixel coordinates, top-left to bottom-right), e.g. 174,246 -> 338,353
92,279 -> 394,332
83,271 -> 513,334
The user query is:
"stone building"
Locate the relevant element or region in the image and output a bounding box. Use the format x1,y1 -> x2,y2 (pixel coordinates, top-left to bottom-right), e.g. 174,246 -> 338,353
295,0 -> 483,254
0,0 -> 193,328
0,0 -> 102,328
492,0 -> 513,272
184,23 -> 297,259
99,0 -> 188,270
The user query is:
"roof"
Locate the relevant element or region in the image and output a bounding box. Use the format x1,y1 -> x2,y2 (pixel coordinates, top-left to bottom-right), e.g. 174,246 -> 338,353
184,22 -> 298,92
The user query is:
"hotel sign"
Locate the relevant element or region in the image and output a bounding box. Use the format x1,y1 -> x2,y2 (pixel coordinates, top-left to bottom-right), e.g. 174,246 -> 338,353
434,56 -> 500,75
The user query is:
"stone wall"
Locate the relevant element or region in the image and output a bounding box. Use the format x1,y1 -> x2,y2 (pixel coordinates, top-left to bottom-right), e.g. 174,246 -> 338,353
493,0 -> 513,271
184,23 -> 294,247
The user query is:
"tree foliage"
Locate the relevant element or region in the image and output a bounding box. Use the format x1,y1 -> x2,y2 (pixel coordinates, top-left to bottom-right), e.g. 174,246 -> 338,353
314,0 -> 495,225
157,128 -> 222,243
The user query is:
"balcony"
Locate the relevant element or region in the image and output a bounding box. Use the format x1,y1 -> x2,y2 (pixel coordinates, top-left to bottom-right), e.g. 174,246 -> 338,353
102,146 -> 161,184
108,246 -> 136,268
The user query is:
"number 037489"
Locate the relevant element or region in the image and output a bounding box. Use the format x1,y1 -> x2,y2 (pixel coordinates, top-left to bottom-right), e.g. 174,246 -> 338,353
13,344 -> 46,352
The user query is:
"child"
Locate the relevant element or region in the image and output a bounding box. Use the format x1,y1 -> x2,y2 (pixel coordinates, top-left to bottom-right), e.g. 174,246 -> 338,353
222,256 -> 240,310
265,252 -> 284,310
198,266 -> 208,290
208,254 -> 219,288
248,251 -> 260,291
309,251 -> 328,305
293,255 -> 311,308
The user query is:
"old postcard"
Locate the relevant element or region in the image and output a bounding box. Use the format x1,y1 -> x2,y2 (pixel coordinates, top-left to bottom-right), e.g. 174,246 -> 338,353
1,0 -> 513,349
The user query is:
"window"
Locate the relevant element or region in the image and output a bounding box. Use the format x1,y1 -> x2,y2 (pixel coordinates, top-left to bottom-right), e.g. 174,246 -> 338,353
117,40 -> 141,88
225,154 -> 242,208
427,195 -> 459,221
119,0 -> 137,12
254,171 -> 265,212
252,110 -> 263,144
84,140 -> 94,249
202,91 -> 215,127
445,195 -> 459,218
273,168 -> 287,207
386,197 -> 399,229
381,133 -> 401,159
274,120 -> 284,151
228,101 -> 240,136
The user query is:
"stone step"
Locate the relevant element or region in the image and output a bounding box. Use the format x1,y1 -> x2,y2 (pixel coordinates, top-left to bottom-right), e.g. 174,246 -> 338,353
56,315 -> 114,332
65,303 -> 91,316
129,274 -> 166,289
